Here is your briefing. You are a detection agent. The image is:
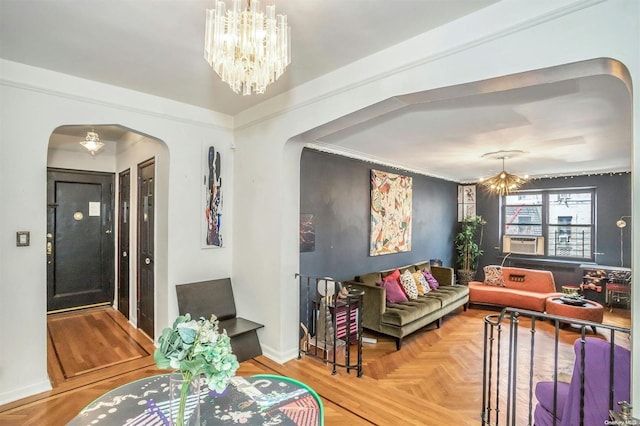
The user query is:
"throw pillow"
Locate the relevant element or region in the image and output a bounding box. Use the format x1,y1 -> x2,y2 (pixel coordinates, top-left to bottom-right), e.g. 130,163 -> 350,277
384,268 -> 401,282
378,276 -> 408,304
412,271 -> 430,294
384,268 -> 407,297
422,269 -> 440,290
399,270 -> 419,300
483,265 -> 505,286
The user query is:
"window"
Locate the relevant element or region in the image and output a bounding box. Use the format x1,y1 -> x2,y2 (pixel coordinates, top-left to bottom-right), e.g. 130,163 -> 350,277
503,189 -> 595,260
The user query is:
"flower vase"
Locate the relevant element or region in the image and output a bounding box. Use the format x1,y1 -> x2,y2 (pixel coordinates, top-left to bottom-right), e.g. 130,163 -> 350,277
169,372 -> 201,426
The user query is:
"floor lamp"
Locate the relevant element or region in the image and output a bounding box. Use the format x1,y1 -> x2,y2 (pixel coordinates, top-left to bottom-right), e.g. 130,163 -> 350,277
616,216 -> 631,267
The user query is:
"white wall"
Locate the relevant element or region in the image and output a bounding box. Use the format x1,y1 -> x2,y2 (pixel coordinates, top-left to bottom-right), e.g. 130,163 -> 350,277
231,0 -> 640,406
0,61 -> 234,404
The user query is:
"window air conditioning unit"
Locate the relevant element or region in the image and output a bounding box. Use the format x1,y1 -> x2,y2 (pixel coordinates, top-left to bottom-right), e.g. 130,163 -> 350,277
503,236 -> 544,255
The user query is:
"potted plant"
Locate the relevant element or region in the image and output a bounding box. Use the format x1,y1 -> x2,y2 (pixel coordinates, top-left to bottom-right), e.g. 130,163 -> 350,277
455,216 -> 485,285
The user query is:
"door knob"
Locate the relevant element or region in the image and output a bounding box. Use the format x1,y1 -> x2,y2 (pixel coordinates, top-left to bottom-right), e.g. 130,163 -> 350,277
105,229 -> 112,235
123,251 -> 128,257
145,258 -> 151,265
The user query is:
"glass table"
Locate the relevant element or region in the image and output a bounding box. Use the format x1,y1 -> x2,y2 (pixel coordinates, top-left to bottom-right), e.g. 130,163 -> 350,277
69,374 -> 322,425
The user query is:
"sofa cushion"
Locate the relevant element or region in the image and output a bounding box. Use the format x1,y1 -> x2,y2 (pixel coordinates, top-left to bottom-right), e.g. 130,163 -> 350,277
378,276 -> 408,304
399,270 -> 419,299
424,285 -> 469,307
359,271 -> 382,285
422,269 -> 440,290
501,267 -> 557,293
436,285 -> 469,299
414,262 -> 431,272
483,265 -> 505,286
382,297 -> 441,327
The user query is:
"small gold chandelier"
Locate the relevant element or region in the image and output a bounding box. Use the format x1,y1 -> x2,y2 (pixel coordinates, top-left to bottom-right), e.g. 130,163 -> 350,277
80,129 -> 104,156
204,0 -> 291,96
479,151 -> 529,196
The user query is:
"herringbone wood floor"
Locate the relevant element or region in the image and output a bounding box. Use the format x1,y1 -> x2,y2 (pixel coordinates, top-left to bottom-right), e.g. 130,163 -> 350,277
0,305 -> 631,425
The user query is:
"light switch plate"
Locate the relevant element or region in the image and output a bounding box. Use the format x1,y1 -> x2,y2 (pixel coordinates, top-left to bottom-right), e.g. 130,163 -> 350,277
16,231 -> 30,247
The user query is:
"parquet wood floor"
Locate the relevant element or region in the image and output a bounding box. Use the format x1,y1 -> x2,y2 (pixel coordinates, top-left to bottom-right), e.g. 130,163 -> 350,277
0,305 -> 630,425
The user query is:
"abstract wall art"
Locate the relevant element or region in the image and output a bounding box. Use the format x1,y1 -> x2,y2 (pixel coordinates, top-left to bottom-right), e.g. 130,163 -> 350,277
370,169 -> 412,256
300,214 -> 315,252
204,145 -> 223,247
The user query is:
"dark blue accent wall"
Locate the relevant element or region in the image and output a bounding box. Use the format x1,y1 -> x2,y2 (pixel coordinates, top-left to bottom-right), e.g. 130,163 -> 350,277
299,148 -> 458,281
475,173 -> 631,290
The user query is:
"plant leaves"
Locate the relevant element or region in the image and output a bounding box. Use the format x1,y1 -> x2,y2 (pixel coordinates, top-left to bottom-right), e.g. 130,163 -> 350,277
154,348 -> 172,369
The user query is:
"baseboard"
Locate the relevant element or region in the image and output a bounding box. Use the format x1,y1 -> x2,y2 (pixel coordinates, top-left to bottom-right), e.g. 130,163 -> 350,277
0,379 -> 52,407
259,343 -> 298,365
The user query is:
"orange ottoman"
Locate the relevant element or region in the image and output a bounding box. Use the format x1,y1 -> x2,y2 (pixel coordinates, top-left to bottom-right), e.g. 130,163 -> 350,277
545,297 -> 604,333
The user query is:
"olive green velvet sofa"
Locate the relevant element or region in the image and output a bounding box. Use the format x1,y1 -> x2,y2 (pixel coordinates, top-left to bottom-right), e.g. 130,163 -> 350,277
344,261 -> 469,349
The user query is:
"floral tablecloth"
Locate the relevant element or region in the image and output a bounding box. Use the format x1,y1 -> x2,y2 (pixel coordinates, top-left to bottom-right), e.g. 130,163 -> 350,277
69,374 -> 320,425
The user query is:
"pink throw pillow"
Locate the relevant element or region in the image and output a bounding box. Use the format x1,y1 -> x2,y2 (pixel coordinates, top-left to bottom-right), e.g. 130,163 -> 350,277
383,268 -> 407,297
378,276 -> 408,304
384,268 -> 401,282
422,269 -> 440,290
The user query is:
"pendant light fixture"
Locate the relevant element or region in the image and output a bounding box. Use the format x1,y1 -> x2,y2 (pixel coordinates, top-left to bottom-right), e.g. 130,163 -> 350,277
80,129 -> 104,156
479,150 -> 529,196
204,0 -> 291,96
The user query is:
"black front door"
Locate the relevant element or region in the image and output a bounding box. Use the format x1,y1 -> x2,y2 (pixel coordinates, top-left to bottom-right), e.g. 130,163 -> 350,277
137,159 -> 155,338
118,169 -> 131,318
47,169 -> 115,312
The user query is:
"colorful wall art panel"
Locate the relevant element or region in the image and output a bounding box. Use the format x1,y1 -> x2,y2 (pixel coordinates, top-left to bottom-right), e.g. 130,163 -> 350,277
300,214 -> 315,252
370,169 -> 413,256
204,145 -> 223,247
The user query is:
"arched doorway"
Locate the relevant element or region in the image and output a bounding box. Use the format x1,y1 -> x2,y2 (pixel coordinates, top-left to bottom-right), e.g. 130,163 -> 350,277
47,124 -> 169,338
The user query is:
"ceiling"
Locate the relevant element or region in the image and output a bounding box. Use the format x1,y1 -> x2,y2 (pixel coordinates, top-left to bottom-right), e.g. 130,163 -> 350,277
1,0 -> 632,182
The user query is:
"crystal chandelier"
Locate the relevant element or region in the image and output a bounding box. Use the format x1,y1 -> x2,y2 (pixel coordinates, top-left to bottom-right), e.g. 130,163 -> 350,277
80,130 -> 104,156
204,0 -> 291,96
479,151 -> 529,196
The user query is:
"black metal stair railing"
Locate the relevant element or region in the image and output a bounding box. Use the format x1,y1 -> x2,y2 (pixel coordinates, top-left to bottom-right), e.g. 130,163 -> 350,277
295,273 -> 363,376
481,308 -> 631,426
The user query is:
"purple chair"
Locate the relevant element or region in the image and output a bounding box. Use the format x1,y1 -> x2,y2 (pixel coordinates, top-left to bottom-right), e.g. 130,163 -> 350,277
534,337 -> 630,426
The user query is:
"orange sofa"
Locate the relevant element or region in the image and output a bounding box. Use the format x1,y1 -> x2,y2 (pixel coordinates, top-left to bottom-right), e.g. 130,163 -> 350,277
468,266 -> 563,312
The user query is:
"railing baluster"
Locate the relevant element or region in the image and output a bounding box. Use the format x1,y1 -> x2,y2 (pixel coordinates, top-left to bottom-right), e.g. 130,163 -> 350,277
482,307 -> 630,426
527,318 -> 536,426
